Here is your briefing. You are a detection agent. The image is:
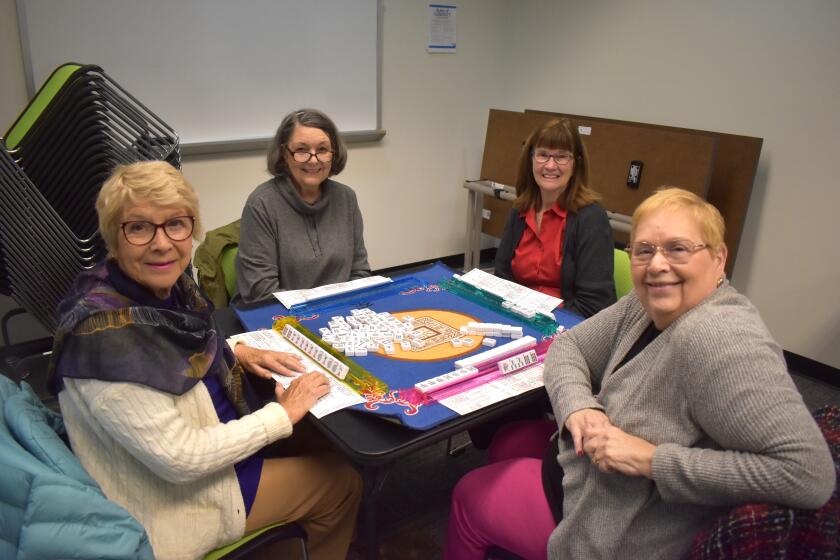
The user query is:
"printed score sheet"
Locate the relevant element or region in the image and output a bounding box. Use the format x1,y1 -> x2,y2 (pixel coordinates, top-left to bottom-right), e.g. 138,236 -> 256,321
228,329 -> 364,418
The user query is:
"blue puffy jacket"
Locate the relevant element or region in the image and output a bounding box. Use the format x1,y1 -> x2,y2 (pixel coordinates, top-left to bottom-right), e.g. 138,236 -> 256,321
0,374 -> 153,559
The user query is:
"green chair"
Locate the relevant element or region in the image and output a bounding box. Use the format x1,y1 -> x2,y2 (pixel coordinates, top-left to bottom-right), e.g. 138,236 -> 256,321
220,244 -> 239,299
3,63 -> 83,150
614,248 -> 633,299
203,521 -> 309,560
201,242 -> 311,560
193,220 -> 241,308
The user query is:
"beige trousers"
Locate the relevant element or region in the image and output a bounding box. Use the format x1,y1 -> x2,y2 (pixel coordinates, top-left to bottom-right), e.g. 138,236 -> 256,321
245,423 -> 362,560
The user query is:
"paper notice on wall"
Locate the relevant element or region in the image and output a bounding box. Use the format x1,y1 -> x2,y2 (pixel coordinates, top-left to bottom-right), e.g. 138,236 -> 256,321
428,4 -> 456,53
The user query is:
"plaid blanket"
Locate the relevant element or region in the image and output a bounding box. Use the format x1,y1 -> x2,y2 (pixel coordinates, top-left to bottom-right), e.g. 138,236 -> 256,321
690,405 -> 839,559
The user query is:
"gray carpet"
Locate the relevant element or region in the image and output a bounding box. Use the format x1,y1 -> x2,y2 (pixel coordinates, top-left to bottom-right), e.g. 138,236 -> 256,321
348,431 -> 485,560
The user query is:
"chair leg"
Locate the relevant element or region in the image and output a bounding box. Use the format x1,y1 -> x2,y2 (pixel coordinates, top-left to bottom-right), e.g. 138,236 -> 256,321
1,307 -> 28,346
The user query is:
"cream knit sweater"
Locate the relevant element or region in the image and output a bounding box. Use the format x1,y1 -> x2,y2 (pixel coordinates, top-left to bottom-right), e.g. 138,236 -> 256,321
59,377 -> 292,560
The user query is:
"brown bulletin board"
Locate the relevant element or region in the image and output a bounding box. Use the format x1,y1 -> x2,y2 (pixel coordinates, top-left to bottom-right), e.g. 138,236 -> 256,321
571,117 -> 715,215
525,110 -> 763,275
479,109 -> 715,246
478,110 -> 551,237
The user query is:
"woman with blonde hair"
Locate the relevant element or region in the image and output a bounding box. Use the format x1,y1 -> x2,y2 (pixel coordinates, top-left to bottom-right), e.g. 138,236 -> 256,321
50,161 -> 361,560
446,187 -> 833,559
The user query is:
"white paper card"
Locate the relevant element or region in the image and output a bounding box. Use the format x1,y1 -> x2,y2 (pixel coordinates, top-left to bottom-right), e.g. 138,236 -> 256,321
458,268 -> 562,316
274,276 -> 392,309
228,330 -> 364,418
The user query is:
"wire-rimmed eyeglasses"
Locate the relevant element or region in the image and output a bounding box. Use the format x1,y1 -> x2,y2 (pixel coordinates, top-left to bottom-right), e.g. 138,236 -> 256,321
625,240 -> 709,265
285,147 -> 334,163
532,150 -> 574,166
120,216 -> 195,246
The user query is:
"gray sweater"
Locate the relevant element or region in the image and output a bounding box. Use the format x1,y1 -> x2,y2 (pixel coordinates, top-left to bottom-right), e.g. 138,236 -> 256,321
235,176 -> 370,304
544,284 -> 834,560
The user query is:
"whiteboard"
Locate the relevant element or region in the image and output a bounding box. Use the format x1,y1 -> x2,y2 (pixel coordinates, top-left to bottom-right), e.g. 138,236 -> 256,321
17,0 -> 380,147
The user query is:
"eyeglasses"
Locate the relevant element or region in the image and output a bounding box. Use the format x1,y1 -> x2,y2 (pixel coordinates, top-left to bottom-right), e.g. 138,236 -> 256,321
625,240 -> 709,265
285,147 -> 334,163
120,216 -> 195,246
532,150 -> 574,166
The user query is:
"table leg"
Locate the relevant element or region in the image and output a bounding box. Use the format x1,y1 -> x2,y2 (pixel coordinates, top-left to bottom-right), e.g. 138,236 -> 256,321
360,464 -> 390,560
464,187 -> 483,271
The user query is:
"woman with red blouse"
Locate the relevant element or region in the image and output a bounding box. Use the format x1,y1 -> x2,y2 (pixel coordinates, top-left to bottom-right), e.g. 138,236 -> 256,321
469,118 -> 617,450
494,118 -> 615,318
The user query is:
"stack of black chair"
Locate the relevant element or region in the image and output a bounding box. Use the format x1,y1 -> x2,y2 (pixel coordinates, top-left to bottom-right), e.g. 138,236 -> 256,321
0,63 -> 180,334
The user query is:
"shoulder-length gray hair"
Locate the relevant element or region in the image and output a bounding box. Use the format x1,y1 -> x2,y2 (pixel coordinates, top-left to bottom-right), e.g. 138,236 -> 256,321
267,108 -> 348,177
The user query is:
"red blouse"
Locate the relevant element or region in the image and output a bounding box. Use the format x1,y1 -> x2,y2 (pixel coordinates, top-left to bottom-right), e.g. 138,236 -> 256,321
510,205 -> 567,299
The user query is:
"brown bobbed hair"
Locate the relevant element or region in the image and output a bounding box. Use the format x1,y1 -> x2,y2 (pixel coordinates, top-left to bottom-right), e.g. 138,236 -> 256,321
513,118 -> 601,213
267,108 -> 348,178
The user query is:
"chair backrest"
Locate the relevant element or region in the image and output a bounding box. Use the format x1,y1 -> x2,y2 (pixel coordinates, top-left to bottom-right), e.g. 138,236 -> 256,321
220,245 -> 238,298
3,63 -> 83,149
689,404 -> 839,559
193,219 -> 240,308
613,248 -> 633,299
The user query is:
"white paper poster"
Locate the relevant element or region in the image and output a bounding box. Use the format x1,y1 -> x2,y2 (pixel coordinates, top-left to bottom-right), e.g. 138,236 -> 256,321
428,4 -> 457,53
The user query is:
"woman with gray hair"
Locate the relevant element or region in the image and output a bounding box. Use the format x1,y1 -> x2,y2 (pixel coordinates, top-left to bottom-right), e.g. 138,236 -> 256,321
49,161 -> 362,560
236,108 -> 371,304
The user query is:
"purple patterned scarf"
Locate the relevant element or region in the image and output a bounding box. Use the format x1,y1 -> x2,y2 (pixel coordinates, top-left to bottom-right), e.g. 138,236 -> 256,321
48,260 -> 249,415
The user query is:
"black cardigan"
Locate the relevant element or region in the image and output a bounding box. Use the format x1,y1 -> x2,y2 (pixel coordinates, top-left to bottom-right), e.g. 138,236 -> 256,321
493,202 -> 616,318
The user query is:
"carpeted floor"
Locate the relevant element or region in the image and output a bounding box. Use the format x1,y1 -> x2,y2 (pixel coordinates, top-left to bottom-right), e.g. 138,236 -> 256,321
347,430 -> 485,560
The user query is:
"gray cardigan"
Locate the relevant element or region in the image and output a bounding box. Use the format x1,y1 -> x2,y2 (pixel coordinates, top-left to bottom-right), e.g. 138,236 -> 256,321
235,175 -> 370,304
544,284 -> 834,559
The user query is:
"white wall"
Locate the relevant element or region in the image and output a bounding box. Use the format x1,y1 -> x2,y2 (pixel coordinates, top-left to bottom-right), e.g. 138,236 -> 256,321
2,0 -> 838,371
181,0 -> 508,268
494,0 -> 840,368
0,0 -> 509,344
0,0 -> 50,344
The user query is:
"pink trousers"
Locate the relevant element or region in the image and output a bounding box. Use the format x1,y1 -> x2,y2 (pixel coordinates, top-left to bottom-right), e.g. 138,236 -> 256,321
444,420 -> 558,560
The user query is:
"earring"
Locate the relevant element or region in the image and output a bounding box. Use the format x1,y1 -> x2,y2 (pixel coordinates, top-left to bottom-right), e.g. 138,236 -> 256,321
716,276 -> 725,288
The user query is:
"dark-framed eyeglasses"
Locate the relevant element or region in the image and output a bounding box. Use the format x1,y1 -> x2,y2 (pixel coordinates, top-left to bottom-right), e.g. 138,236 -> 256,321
120,216 -> 195,246
532,150 -> 574,166
625,240 -> 709,265
285,146 -> 334,163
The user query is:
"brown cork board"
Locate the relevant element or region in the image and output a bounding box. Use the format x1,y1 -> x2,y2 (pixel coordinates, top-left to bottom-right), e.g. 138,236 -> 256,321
478,110 -> 550,237
479,109 -> 715,243
525,110 -> 762,275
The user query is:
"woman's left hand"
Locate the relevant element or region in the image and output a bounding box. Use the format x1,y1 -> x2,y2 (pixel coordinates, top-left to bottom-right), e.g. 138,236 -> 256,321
234,343 -> 306,380
582,424 -> 656,478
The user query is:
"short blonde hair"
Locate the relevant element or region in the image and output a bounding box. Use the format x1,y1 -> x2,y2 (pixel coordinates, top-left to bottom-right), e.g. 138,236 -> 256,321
631,187 -> 725,250
96,161 -> 202,256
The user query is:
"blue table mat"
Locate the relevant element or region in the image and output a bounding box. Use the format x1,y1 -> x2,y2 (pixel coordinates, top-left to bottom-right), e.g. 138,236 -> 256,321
234,263 -> 582,430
